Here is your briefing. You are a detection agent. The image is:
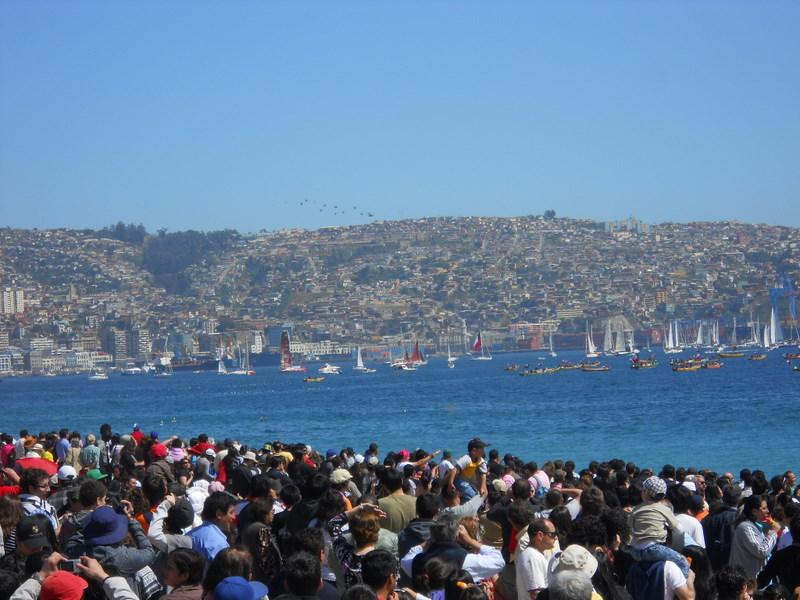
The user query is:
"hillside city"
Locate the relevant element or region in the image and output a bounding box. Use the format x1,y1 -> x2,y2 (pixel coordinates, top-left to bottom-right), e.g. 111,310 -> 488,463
1,215 -> 799,375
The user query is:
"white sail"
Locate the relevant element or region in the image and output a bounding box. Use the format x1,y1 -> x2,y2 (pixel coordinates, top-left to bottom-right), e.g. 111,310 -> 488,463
613,324 -> 627,354
771,305 -> 784,345
356,346 -> 364,369
695,321 -> 704,346
764,323 -> 772,348
586,321 -> 598,355
603,320 -> 613,353
218,359 -> 227,375
730,317 -> 737,346
667,322 -> 675,350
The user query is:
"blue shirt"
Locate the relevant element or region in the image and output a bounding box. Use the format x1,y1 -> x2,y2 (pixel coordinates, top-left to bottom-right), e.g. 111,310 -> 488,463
187,522 -> 229,563
56,438 -> 70,461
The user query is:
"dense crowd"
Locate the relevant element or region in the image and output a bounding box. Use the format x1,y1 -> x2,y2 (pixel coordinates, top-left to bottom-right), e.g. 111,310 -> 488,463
0,425 -> 798,600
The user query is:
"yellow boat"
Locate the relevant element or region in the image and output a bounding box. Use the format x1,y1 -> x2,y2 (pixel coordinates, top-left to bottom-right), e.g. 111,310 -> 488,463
304,376 -> 325,383
717,351 -> 745,358
672,364 -> 702,372
749,353 -> 767,361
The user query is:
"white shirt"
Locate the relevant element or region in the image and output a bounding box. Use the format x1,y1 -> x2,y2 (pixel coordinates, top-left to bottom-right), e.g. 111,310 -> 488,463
676,513 -> 706,548
664,560 -> 688,599
401,544 -> 505,583
515,545 -> 549,600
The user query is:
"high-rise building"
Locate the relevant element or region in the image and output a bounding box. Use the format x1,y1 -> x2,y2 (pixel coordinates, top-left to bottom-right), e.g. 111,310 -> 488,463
0,330 -> 8,351
102,328 -> 129,365
0,288 -> 25,314
128,328 -> 152,361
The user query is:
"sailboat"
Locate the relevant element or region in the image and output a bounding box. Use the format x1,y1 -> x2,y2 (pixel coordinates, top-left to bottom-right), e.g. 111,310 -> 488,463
227,344 -> 256,375
663,321 -> 682,354
585,322 -> 600,358
410,341 -> 427,366
470,332 -> 492,360
611,323 -> 628,356
447,343 -> 456,368
279,331 -> 307,373
548,329 -> 557,358
603,320 -> 614,355
770,305 -> 784,348
353,346 -> 375,373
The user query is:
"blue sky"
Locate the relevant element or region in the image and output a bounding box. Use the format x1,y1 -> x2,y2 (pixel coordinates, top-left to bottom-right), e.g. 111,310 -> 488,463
1,1 -> 798,232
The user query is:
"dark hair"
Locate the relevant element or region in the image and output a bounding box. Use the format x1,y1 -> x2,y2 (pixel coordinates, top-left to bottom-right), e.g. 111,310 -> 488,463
315,489 -> 346,523
361,549 -> 397,589
415,555 -> 457,593
20,469 -> 49,494
579,487 -> 605,516
79,479 -> 107,508
142,473 -> 167,506
292,527 -> 324,556
508,500 -> 535,528
736,494 -> 765,526
202,492 -> 236,522
683,546 -> 714,600
0,570 -> 20,600
342,584 -> 378,600
303,473 -> 330,500
382,468 -> 403,493
715,565 -> 748,600
567,515 -> 606,548
441,486 -> 458,504
202,546 -> 253,595
668,484 -> 692,514
762,584 -> 791,600
248,497 -> 273,525
417,493 -> 441,519
511,478 -> 532,500
168,548 -> 205,586
284,551 -> 321,596
548,506 -> 572,546
788,513 -> 800,540
350,511 -> 381,546
280,484 -> 302,507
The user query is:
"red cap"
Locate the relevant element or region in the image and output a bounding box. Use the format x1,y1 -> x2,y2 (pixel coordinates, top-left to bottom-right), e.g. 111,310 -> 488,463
40,571 -> 88,600
151,443 -> 168,459
398,449 -> 411,460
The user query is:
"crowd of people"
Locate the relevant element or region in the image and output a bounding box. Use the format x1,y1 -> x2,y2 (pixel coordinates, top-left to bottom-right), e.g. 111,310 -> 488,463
0,425 -> 798,600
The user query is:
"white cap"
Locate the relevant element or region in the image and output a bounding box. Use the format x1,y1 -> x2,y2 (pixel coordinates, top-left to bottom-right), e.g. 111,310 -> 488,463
58,465 -> 77,481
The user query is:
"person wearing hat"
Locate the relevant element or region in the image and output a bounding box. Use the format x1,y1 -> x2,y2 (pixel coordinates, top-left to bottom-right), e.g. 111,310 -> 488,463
147,443 -> 176,484
702,484 -> 741,571
445,438 -> 490,502
330,469 -> 356,511
47,466 -> 78,514
628,476 -> 690,577
549,545 -> 600,595
83,504 -> 157,578
148,494 -> 198,554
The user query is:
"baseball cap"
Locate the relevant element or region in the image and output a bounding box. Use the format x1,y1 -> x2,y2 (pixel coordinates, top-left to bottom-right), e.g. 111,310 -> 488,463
467,438 -> 489,450
16,517 -> 52,551
330,469 -> 353,484
398,449 -> 411,460
86,469 -> 108,481
40,571 -> 88,600
325,448 -> 338,459
151,443 -> 168,459
166,499 -> 196,531
214,576 -> 268,600
58,465 -> 77,482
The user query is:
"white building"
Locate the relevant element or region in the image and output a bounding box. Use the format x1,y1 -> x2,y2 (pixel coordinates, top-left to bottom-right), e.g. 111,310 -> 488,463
0,288 -> 25,315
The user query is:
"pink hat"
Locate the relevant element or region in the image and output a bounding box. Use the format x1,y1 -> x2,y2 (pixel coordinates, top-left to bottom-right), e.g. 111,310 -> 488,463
398,449 -> 411,460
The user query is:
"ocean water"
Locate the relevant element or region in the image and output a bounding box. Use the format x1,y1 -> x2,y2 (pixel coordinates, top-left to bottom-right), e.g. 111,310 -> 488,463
2,350 -> 798,475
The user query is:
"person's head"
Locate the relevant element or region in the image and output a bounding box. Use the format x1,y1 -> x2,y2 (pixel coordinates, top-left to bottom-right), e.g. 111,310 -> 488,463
785,470 -> 796,487
416,556 -> 457,593
529,518 -> 558,552
248,497 -> 274,526
762,584 -> 791,600
165,499 -> 196,534
641,476 -> 667,502
382,468 -> 403,493
78,479 -> 107,509
202,546 -> 253,595
667,484 -> 693,514
566,514 -> 606,549
417,493 -> 441,520
292,527 -> 325,558
467,438 -> 488,461
579,486 -> 605,516
15,515 -> 55,555
430,512 -> 461,543
787,512 -> 800,541
739,494 -> 768,524
142,473 -> 168,506
361,549 -> 398,593
20,468 -> 51,499
507,499 -> 535,529
548,571 -> 593,600
722,484 -> 742,507
284,551 -> 322,597
715,565 -> 749,600
165,548 -> 206,589
349,510 -> 382,547
342,585 -> 378,600
279,484 -> 302,508
59,428 -> 69,439
511,478 -> 532,501
202,492 -> 237,529
0,496 -> 24,535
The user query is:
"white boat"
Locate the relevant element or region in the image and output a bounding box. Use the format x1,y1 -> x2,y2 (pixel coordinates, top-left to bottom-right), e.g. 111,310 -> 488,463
470,332 -> 492,360
227,343 -> 256,375
352,347 -> 375,373
447,343 -> 456,368
663,320 -> 682,354
320,363 -> 343,375
121,364 -> 143,376
153,356 -> 173,377
88,368 -> 108,381
585,321 -> 600,358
